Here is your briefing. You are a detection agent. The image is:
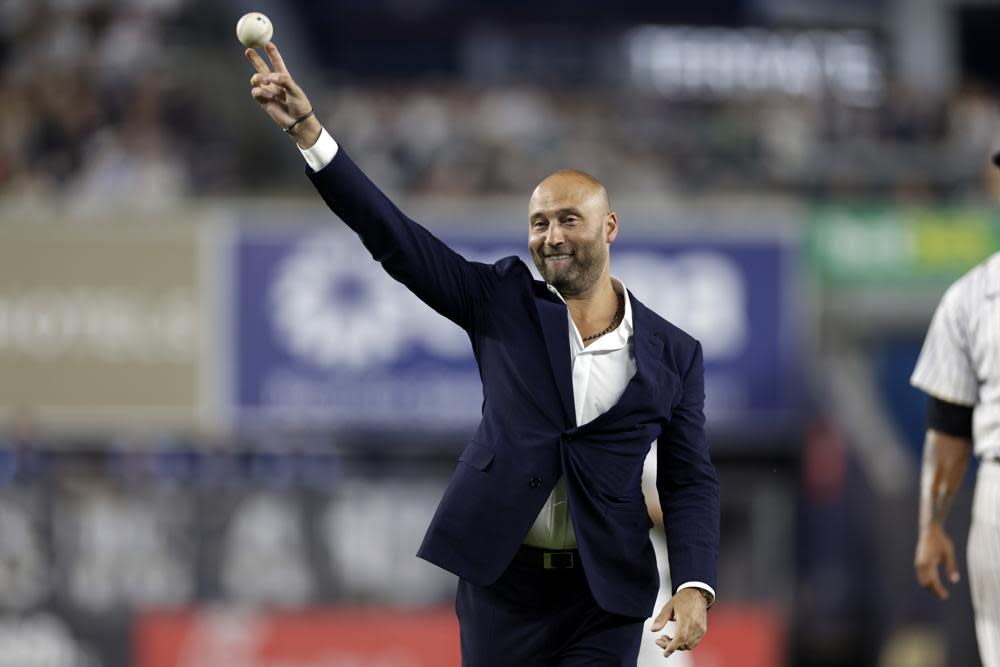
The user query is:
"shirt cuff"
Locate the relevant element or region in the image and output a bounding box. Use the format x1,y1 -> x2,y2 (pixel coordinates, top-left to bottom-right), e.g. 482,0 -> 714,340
298,127 -> 339,172
677,581 -> 716,608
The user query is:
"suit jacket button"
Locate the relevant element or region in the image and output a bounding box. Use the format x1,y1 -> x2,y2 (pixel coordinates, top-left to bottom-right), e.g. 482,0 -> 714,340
529,477 -> 542,488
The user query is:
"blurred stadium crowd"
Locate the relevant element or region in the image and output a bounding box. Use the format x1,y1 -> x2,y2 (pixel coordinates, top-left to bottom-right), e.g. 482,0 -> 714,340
3,0 -> 1000,213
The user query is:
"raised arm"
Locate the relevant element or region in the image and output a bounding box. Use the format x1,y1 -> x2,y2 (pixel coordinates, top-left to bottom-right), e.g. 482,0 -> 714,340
245,43 -> 497,331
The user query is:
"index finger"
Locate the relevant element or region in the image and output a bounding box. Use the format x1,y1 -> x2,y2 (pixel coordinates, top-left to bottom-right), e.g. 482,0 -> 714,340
246,48 -> 271,75
265,42 -> 289,74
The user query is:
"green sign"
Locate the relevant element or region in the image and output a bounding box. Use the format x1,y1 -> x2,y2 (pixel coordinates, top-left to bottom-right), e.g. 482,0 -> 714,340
809,206 -> 1000,287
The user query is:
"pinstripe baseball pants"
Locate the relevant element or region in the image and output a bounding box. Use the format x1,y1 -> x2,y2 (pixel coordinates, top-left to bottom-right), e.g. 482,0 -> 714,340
969,461 -> 1000,667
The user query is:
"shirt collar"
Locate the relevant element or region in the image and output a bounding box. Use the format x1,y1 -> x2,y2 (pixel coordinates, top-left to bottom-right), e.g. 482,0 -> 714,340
546,278 -> 633,348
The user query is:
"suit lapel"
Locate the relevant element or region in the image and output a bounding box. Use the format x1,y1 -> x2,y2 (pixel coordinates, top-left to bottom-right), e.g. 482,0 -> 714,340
534,288 -> 576,427
533,286 -> 665,431
631,293 -> 664,381
581,292 -> 663,430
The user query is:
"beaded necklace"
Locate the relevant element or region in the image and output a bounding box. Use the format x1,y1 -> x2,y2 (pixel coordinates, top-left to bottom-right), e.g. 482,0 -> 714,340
581,290 -> 624,342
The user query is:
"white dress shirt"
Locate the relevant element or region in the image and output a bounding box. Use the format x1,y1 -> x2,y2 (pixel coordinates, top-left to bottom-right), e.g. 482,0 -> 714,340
300,127 -> 340,171
523,281 -> 636,549
300,128 -> 714,603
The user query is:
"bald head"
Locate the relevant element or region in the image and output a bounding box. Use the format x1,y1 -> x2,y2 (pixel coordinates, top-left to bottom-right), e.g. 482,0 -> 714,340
527,169 -> 618,297
530,169 -> 610,217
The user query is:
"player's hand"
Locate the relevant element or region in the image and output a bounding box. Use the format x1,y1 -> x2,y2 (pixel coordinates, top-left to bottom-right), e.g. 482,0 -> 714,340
915,522 -> 961,600
246,42 -> 320,147
651,588 -> 709,658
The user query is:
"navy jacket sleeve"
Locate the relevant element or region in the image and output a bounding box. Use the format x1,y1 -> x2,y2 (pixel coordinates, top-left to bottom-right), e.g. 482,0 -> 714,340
656,341 -> 721,593
306,148 -> 498,331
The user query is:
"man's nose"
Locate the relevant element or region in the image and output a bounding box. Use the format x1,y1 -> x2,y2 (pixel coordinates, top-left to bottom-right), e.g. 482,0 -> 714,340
545,223 -> 564,246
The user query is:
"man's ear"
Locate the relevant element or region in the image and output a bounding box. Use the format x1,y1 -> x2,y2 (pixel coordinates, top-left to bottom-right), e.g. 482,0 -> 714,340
605,212 -> 619,244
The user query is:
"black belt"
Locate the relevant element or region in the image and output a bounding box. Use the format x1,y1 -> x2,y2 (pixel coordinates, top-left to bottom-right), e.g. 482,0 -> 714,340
515,544 -> 577,570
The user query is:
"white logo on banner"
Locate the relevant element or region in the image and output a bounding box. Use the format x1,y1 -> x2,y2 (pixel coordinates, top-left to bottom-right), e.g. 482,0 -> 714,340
617,251 -> 747,359
270,232 -> 470,369
269,233 -> 747,367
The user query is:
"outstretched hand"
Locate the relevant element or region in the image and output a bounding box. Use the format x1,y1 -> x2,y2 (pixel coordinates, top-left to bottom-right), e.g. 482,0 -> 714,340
651,588 -> 708,658
246,42 -> 320,147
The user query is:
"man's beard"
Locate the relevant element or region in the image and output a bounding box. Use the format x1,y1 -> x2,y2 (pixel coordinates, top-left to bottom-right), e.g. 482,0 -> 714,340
532,241 -> 605,297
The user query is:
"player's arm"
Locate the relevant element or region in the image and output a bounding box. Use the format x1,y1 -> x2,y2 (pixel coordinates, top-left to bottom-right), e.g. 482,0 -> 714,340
910,277 -> 978,601
246,43 -> 496,331
914,396 -> 973,600
650,341 -> 720,658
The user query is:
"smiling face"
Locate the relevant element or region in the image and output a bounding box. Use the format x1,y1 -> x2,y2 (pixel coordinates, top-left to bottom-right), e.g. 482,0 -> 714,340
528,170 -> 617,297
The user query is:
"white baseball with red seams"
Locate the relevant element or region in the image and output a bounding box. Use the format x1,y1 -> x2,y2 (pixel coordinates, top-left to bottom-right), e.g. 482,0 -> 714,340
236,12 -> 273,49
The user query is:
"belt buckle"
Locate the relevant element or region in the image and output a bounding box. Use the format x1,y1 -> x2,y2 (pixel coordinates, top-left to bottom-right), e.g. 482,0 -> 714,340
543,552 -> 574,569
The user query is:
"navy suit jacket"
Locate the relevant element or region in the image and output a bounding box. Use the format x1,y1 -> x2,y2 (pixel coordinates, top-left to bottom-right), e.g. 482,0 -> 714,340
307,148 -> 720,619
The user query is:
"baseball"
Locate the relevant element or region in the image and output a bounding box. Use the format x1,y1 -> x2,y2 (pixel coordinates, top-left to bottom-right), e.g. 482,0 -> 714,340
236,12 -> 273,49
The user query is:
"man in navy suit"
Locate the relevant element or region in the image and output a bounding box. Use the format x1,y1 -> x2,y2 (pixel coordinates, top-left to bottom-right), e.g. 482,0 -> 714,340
246,42 -> 720,665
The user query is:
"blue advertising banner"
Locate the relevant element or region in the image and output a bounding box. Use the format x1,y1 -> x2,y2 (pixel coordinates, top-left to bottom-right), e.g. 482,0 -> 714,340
231,226 -> 798,433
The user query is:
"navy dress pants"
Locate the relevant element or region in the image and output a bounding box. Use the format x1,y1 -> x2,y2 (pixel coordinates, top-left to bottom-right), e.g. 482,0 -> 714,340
456,546 -> 644,666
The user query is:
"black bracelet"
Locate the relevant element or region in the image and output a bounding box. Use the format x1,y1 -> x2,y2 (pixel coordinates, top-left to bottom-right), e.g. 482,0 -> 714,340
284,109 -> 315,133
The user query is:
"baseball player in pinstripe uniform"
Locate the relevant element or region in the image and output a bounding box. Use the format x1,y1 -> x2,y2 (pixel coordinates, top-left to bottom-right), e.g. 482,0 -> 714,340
911,249 -> 1000,667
